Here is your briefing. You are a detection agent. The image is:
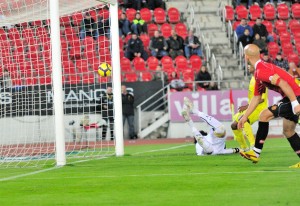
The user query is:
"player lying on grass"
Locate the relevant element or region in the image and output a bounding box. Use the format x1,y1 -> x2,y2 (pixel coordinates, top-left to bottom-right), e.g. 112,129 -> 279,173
231,64 -> 268,152
181,97 -> 240,156
238,44 -> 300,168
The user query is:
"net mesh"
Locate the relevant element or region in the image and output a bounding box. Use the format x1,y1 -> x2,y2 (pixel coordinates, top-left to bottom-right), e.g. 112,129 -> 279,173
0,0 -> 116,167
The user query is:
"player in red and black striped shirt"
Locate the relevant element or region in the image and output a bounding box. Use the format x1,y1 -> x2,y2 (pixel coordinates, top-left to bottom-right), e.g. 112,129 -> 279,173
238,44 -> 300,168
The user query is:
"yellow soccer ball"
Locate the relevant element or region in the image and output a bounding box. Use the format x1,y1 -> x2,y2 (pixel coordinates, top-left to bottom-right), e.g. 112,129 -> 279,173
98,63 -> 112,77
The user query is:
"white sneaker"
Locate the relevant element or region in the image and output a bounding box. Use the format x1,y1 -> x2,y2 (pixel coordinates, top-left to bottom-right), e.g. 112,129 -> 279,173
181,109 -> 191,121
183,97 -> 194,113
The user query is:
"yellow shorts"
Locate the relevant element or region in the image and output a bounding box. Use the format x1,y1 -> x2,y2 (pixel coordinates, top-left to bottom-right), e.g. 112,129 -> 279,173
233,107 -> 265,125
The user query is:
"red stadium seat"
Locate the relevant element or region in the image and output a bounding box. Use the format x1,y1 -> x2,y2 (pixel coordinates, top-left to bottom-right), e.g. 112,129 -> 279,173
62,61 -> 76,75
60,16 -> 71,27
120,57 -> 132,72
24,77 -> 38,85
8,28 -> 21,40
168,7 -> 180,24
247,21 -> 255,28
140,8 -> 152,23
126,8 -> 136,22
161,56 -> 174,70
235,5 -> 248,20
232,21 -> 241,31
99,9 -> 110,20
267,42 -> 280,59
97,35 -> 110,49
124,72 -> 138,82
263,4 -> 276,21
292,3 -> 300,19
147,23 -> 158,37
175,23 -> 188,39
0,28 -> 7,40
72,12 -> 84,26
147,56 -> 159,71
189,55 -> 202,70
281,43 -> 294,58
288,53 -> 299,65
133,57 -> 146,71
36,27 -> 48,37
293,32 -> 300,44
139,34 -> 150,48
12,78 -> 22,86
64,27 -> 78,41
39,76 -> 52,85
140,71 -> 153,81
76,59 -> 90,73
224,6 -> 234,22
262,20 -> 273,33
279,31 -> 291,45
82,73 -> 95,84
175,55 -> 188,71
161,23 -> 172,38
289,19 -> 300,34
277,3 -> 289,20
182,73 -> 195,90
249,5 -> 262,20
68,75 -> 81,84
153,8 -> 166,24
275,20 -> 287,34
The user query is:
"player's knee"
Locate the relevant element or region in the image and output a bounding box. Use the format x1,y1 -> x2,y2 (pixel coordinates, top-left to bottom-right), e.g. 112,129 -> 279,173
283,123 -> 296,137
231,122 -> 238,130
259,109 -> 274,122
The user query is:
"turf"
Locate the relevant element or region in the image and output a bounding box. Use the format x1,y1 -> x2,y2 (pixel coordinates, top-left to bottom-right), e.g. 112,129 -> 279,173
1,138 -> 300,206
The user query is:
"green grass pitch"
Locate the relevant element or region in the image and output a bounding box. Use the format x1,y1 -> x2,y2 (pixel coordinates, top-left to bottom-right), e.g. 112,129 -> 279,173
1,138 -> 300,206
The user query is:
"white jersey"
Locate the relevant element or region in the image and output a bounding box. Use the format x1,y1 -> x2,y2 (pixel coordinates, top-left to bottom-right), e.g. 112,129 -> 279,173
195,128 -> 227,155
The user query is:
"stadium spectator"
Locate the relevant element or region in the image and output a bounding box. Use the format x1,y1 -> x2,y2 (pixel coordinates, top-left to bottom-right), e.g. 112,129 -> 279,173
273,53 -> 289,71
238,28 -> 253,48
131,12 -> 147,35
252,18 -> 274,43
169,71 -> 185,91
119,13 -> 131,37
184,30 -> 203,59
0,69 -> 12,89
153,65 -> 168,83
252,33 -> 267,53
167,30 -> 184,59
80,12 -> 98,40
148,0 -> 166,10
235,19 -> 253,38
149,30 -> 168,58
98,16 -> 110,37
99,87 -> 114,141
238,44 -> 300,168
122,85 -> 137,139
181,97 -> 240,156
125,33 -> 148,60
288,62 -> 300,78
261,52 -> 272,63
195,65 -> 217,90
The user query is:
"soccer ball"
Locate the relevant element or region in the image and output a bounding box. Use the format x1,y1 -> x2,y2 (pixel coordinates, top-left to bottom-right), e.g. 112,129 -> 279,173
98,63 -> 112,77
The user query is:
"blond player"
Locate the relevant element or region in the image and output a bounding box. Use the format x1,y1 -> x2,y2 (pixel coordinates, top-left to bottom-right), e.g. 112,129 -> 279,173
231,65 -> 268,152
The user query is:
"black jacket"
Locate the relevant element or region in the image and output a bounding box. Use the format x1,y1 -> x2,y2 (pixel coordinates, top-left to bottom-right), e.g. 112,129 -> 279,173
238,34 -> 253,47
252,24 -> 268,38
196,71 -> 211,88
167,35 -> 184,51
127,37 -> 144,54
100,93 -> 114,119
184,35 -> 201,47
122,93 -> 134,115
150,36 -> 167,50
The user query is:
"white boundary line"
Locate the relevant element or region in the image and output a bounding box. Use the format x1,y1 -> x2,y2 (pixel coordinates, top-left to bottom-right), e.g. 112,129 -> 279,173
0,144 -> 191,182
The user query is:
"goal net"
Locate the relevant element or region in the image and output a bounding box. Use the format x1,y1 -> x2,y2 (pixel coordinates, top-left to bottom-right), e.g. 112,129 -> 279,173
0,0 -> 122,167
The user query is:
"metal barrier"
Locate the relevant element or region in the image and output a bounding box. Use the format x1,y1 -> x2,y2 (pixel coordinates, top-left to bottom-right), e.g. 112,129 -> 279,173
217,65 -> 223,89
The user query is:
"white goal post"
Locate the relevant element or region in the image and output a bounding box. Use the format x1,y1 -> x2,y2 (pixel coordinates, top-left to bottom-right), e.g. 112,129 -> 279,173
0,0 -> 124,167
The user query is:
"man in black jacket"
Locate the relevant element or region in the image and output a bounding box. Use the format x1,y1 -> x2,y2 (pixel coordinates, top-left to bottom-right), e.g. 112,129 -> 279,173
167,30 -> 184,59
149,30 -> 168,58
252,18 -> 274,43
122,85 -> 137,139
125,33 -> 148,60
99,87 -> 114,140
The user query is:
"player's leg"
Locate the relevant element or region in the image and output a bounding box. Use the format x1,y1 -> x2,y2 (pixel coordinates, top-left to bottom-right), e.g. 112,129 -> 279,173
243,122 -> 255,147
231,112 -> 249,150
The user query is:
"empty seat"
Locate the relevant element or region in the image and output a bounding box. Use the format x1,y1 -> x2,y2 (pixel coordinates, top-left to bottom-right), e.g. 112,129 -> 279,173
68,75 -> 81,84
174,23 -> 188,39
249,5 -> 262,20
147,56 -> 159,71
99,9 -> 110,20
82,73 -> 95,84
140,8 -> 152,23
224,6 -> 234,22
120,57 -> 132,72
235,5 -> 248,20
39,76 -> 52,85
175,55 -> 188,71
263,4 -> 276,20
267,42 -> 280,59
189,55 -> 202,70
281,43 -> 294,58
133,57 -> 146,71
275,20 -> 287,34
279,31 -> 291,45
147,23 -> 159,37
8,28 -> 21,40
153,8 -> 166,24
167,7 -> 180,24
292,3 -> 300,19
126,8 -> 136,22
289,19 -> 300,34
139,34 -> 150,48
140,71 -> 153,81
161,56 -> 174,70
160,23 -> 172,38
76,59 -> 90,73
60,16 -> 71,27
62,61 -> 76,75
72,12 -> 84,26
262,20 -> 273,33
288,53 -> 299,65
124,72 -> 138,82
277,3 -> 289,20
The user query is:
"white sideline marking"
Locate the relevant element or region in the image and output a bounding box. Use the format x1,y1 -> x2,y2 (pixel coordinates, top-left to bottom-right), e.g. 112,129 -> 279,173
0,144 -> 189,182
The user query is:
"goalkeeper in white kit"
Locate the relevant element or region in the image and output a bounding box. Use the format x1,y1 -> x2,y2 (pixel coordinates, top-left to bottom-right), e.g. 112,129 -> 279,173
181,97 -> 240,156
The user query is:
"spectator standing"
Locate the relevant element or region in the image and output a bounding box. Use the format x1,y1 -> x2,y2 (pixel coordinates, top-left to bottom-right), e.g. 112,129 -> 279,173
149,30 -> 168,58
252,33 -> 267,53
184,30 -> 203,59
235,19 -> 253,38
273,53 -> 289,71
119,13 -> 131,37
288,62 -> 300,78
238,28 -> 253,47
125,33 -> 148,60
167,30 -> 184,59
80,12 -> 98,40
131,13 -> 147,35
100,87 -> 114,141
122,85 -> 137,139
252,18 -> 274,43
